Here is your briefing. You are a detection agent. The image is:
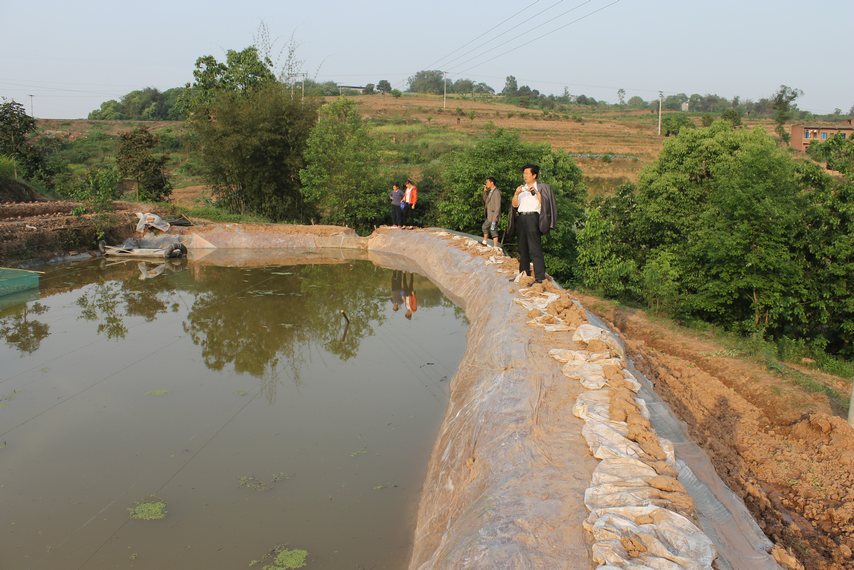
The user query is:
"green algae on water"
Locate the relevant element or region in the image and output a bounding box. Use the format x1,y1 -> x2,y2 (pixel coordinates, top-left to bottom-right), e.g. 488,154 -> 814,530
250,545 -> 308,569
240,471 -> 290,491
128,497 -> 167,520
239,474 -> 270,492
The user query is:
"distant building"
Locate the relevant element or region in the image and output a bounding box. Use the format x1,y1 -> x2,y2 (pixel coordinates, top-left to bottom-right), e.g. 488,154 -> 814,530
680,101 -> 690,112
338,85 -> 368,94
791,119 -> 854,152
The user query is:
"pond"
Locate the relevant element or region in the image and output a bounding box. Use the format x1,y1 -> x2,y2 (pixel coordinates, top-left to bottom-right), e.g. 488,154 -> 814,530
0,254 -> 468,569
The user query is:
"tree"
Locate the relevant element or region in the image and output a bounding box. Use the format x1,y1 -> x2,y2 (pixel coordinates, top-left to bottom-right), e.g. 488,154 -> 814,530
451,78 -> 474,94
406,70 -> 445,94
363,83 -> 375,95
299,98 -> 383,232
117,127 -> 172,201
576,207 -> 637,296
663,93 -> 688,111
180,47 -> 276,116
661,113 -> 695,136
771,84 -> 802,144
0,98 -> 54,182
89,87 -> 188,121
617,88 -> 626,106
191,82 -> 318,220
88,99 -> 125,120
502,75 -> 518,97
682,135 -> 806,331
720,108 -> 742,126
807,133 -> 854,175
0,98 -> 36,163
64,165 -> 121,211
627,96 -> 647,109
376,79 -> 392,94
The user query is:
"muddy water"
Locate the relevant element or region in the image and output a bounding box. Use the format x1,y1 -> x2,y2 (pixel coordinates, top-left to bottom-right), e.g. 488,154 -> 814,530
0,257 -> 467,569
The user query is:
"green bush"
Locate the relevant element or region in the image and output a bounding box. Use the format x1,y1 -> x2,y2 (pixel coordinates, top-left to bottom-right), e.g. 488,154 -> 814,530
434,128 -> 586,282
0,155 -> 18,179
580,121 -> 854,357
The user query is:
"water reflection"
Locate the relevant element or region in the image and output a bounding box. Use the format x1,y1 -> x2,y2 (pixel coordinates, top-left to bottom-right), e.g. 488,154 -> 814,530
391,269 -> 403,312
403,272 -> 417,320
15,259 -> 453,383
0,257 -> 468,569
0,301 -> 49,354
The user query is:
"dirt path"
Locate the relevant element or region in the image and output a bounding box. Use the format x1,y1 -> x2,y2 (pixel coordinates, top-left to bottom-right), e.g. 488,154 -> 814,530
574,293 -> 854,569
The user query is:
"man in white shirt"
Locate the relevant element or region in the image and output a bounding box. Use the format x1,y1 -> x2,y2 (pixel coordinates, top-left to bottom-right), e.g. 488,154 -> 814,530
511,164 -> 549,283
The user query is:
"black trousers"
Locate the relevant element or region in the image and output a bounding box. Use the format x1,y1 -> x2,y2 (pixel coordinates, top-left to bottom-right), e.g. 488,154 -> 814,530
391,204 -> 402,226
516,212 -> 545,281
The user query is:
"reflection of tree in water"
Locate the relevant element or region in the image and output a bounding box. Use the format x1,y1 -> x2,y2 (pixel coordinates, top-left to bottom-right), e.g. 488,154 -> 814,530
76,281 -> 130,339
0,302 -> 49,354
183,263 -> 388,400
75,262 -> 181,339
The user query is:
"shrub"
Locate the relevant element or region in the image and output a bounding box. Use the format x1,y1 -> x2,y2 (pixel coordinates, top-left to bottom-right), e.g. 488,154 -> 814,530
0,155 -> 18,179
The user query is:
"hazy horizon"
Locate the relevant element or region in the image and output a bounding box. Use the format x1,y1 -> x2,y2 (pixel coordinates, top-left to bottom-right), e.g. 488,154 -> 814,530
2,0 -> 852,119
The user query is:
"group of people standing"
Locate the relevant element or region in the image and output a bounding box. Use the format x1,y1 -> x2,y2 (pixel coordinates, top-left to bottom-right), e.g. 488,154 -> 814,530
482,164 -> 557,284
389,179 -> 418,227
386,163 -> 556,284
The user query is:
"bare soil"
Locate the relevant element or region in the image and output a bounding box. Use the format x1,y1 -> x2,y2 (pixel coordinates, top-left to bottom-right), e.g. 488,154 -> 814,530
574,293 -> 854,569
0,200 -> 162,263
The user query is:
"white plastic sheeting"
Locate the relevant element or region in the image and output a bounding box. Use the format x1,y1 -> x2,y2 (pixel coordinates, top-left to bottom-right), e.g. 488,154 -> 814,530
167,225 -> 777,568
551,320 -> 718,568
134,212 -> 170,233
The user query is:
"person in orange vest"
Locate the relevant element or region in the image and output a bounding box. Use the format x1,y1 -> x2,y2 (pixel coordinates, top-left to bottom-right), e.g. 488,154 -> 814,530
403,272 -> 417,320
403,179 -> 418,227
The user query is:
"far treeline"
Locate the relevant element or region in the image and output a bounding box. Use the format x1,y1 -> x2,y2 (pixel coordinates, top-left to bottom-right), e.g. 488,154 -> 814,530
1,41 -> 853,362
88,68 -> 852,123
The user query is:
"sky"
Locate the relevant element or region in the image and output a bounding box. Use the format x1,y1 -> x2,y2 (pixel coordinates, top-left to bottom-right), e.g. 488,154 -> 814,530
1,0 -> 852,119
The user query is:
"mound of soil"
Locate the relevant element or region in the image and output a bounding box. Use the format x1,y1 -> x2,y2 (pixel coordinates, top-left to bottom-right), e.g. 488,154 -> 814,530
0,200 -> 140,263
0,178 -> 45,203
576,294 -> 854,569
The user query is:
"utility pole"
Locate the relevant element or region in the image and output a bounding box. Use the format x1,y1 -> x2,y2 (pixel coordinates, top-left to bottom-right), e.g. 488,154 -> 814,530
657,91 -> 663,136
443,71 -> 447,111
28,94 -> 34,118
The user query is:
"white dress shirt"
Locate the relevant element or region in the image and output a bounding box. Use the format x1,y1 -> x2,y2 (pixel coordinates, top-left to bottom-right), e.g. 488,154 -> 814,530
517,181 -> 540,213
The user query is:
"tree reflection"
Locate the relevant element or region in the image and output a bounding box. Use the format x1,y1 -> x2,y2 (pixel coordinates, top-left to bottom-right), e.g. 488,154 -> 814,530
182,263 -> 388,400
20,258 -> 453,405
76,281 -> 129,339
75,260 -> 185,339
0,302 -> 49,354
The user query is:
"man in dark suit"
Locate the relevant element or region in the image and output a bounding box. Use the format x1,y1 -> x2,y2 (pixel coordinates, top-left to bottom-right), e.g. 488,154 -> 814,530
511,164 -> 554,283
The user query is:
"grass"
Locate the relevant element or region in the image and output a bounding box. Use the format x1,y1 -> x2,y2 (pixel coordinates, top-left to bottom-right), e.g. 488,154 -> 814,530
176,205 -> 271,224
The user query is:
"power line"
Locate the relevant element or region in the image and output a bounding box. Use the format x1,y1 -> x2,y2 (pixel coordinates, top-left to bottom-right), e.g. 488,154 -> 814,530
451,0 -> 623,76
425,0 -> 544,70
393,0 -> 568,92
442,0 -> 590,73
